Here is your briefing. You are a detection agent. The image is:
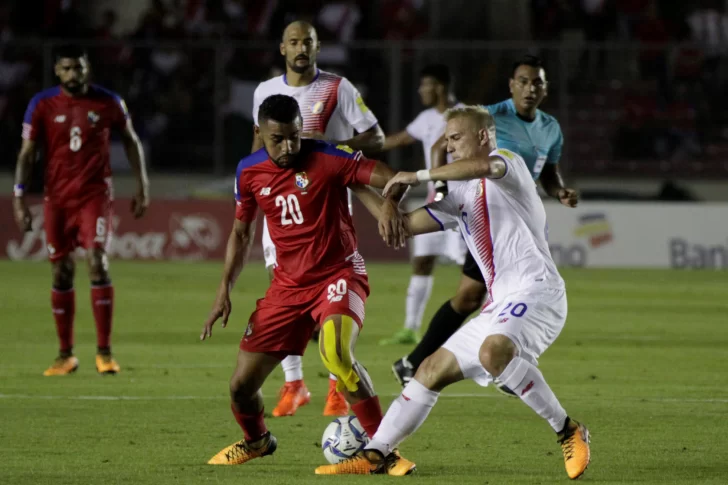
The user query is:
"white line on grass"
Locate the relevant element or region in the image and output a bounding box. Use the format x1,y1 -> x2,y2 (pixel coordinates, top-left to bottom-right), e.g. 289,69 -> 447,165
1,393 -> 727,403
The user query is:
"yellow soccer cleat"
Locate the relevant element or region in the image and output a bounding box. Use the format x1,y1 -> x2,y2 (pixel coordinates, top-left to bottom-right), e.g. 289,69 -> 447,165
43,355 -> 79,376
95,354 -> 120,374
207,433 -> 277,465
315,449 -> 416,476
557,419 -> 591,480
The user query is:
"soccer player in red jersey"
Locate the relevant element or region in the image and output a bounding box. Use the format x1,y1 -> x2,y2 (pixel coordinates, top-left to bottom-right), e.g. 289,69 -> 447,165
12,45 -> 150,376
200,94 -> 415,475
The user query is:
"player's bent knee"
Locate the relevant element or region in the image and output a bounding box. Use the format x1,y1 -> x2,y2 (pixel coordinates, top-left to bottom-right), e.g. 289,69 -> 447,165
412,256 -> 436,276
415,348 -> 463,392
479,334 -> 517,377
87,249 -> 110,282
319,316 -> 359,393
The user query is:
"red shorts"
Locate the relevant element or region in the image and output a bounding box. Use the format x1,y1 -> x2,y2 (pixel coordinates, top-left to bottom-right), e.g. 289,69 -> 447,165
240,269 -> 370,357
44,196 -> 113,262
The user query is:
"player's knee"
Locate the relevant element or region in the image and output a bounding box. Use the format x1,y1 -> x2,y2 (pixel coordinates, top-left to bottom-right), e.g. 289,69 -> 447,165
319,317 -> 359,392
52,256 -> 75,290
88,248 -> 110,283
412,256 -> 436,276
229,373 -> 257,402
414,348 -> 458,392
479,334 -> 517,377
451,278 -> 487,315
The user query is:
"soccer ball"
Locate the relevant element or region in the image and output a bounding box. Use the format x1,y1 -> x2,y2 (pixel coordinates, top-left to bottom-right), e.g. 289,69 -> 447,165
321,416 -> 370,464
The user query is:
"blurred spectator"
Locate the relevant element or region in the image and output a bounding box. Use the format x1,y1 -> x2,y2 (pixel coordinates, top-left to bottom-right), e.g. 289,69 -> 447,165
634,1 -> 670,95
531,0 -> 573,41
578,0 -> 614,77
687,0 -> 728,85
316,1 -> 362,65
615,0 -> 650,40
44,0 -> 91,38
379,0 -> 428,41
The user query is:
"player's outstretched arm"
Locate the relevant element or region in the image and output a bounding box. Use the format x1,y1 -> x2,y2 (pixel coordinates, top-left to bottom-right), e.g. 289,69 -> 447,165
406,208 -> 445,236
120,119 -> 150,218
382,157 -> 506,196
539,163 -> 578,208
381,130 -> 416,152
200,219 -> 255,340
12,138 -> 36,232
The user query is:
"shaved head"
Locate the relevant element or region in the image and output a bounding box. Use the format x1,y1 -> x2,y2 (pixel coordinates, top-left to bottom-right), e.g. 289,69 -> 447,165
280,20 -> 320,75
283,21 -> 317,42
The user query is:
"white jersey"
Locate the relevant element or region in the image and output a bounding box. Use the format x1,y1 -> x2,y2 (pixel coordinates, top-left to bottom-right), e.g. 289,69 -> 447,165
425,148 -> 564,306
252,69 -> 379,139
405,104 -> 463,170
253,69 -> 378,269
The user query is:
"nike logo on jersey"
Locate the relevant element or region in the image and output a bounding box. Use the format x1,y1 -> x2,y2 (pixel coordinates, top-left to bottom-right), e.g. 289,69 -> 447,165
54,115 -> 66,123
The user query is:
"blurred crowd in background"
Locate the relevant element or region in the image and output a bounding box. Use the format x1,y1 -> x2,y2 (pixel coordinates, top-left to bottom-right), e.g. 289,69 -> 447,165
1,0 -> 728,178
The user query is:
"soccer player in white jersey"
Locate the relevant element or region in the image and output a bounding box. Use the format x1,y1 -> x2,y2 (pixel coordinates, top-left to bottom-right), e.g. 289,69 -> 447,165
318,106 -> 591,480
377,64 -> 466,346
250,20 -> 385,419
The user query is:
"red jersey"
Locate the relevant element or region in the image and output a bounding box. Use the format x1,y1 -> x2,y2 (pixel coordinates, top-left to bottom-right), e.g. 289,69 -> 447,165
235,140 -> 376,289
22,84 -> 129,208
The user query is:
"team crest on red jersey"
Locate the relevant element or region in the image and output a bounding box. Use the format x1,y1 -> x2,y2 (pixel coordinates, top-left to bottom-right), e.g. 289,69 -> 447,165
295,172 -> 309,190
87,110 -> 100,126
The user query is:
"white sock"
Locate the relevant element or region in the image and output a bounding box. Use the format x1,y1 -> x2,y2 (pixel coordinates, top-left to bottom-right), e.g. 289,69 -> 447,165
498,357 -> 568,432
366,379 -> 439,455
281,355 -> 304,382
404,275 -> 434,331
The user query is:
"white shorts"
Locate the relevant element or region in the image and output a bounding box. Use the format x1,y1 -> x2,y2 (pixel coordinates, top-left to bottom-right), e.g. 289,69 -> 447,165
411,229 -> 467,264
442,287 -> 567,387
262,217 -> 276,268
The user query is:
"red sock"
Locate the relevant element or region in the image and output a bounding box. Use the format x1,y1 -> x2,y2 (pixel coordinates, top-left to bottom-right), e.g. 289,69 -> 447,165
351,396 -> 383,438
91,284 -> 114,349
51,288 -> 75,353
231,403 -> 268,442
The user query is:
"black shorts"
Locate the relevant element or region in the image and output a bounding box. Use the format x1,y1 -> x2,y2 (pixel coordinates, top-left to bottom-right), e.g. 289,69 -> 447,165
461,249 -> 485,283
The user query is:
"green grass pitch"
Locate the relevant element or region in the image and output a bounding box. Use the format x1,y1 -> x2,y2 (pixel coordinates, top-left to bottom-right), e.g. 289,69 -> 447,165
1,260 -> 727,484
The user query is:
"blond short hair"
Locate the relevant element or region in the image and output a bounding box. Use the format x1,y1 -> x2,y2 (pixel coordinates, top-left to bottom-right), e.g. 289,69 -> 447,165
444,105 -> 497,144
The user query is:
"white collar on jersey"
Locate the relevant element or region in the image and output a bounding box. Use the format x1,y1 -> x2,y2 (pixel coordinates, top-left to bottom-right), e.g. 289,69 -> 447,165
283,68 -> 321,86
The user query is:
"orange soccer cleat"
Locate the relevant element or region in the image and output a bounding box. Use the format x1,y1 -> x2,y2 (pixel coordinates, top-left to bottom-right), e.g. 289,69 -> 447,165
43,355 -> 79,376
323,378 -> 350,416
207,432 -> 278,465
557,418 -> 591,480
95,353 -> 120,374
314,449 -> 416,476
272,380 -> 311,417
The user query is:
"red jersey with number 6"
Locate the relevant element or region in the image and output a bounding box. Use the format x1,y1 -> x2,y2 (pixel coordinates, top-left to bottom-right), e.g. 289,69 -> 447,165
22,84 -> 129,208
235,140 -> 375,290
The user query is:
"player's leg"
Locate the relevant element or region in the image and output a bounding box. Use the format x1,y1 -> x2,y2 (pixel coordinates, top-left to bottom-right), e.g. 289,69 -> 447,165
318,314 -> 377,424
44,203 -> 78,376
272,352 -> 311,417
379,246 -> 436,345
208,350 -> 282,465
263,216 -> 314,416
315,336 -> 464,475
479,295 -> 590,479
392,251 -> 485,386
79,197 -> 117,374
